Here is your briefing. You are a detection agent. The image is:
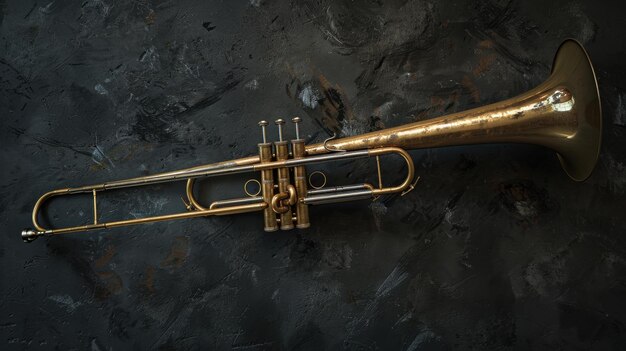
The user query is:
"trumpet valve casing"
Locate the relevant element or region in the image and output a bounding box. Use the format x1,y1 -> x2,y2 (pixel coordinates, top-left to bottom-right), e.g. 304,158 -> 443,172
275,140 -> 294,230
292,139 -> 310,229
258,143 -> 278,232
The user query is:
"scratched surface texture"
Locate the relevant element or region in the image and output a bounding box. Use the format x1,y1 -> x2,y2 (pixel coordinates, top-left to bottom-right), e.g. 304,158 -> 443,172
1,0 -> 626,350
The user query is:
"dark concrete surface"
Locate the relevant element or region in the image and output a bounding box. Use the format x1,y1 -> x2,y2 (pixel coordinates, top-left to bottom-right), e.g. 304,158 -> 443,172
1,0 -> 625,349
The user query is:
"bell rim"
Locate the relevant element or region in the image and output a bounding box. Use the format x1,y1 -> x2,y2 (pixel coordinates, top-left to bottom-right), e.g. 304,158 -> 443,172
552,38 -> 602,182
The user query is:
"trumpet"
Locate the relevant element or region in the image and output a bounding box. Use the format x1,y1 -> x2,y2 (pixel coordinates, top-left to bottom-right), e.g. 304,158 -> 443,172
21,39 -> 602,242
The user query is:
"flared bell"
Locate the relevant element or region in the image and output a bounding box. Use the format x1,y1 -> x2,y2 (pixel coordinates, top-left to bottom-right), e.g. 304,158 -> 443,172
305,39 -> 602,181
549,39 -> 602,181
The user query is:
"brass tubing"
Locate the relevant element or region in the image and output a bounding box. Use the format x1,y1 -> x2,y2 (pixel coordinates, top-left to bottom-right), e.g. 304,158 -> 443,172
26,149 -> 378,238
32,189 -> 70,232
301,148 -> 415,204
209,196 -> 264,210
274,141 -> 294,230
48,156 -> 262,194
376,156 -> 383,189
368,148 -> 415,196
47,202 -> 267,236
27,148 -> 407,238
103,156 -> 259,190
259,143 -> 278,232
181,150 -> 370,212
93,190 -> 98,225
307,184 -> 374,195
28,148 -> 409,237
185,179 -> 208,211
271,192 -> 290,214
292,139 -> 310,229
255,151 -> 370,170
303,189 -> 374,205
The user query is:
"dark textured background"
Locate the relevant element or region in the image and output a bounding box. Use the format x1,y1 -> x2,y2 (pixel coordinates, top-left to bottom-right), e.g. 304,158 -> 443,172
1,0 -> 625,350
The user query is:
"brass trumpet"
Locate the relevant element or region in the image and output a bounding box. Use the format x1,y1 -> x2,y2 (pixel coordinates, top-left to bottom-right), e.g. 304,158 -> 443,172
21,39 -> 602,242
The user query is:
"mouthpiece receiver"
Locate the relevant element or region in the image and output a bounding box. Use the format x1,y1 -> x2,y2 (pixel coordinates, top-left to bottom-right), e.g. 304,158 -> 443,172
22,229 -> 45,243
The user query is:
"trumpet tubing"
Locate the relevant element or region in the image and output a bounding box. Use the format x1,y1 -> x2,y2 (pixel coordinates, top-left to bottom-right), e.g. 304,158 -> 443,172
21,39 -> 601,242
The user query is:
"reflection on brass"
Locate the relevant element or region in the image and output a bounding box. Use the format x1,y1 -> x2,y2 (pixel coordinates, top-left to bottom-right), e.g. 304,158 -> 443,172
21,39 -> 602,242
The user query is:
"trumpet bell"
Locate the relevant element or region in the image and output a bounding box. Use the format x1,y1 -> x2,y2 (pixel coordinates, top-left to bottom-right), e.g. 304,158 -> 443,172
306,39 -> 602,182
549,39 -> 602,181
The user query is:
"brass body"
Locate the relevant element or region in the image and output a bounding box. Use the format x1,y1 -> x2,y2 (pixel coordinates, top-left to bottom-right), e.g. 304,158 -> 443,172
21,39 -> 602,242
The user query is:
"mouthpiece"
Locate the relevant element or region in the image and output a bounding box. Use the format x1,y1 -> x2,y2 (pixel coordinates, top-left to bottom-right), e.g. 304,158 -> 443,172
22,229 -> 44,243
